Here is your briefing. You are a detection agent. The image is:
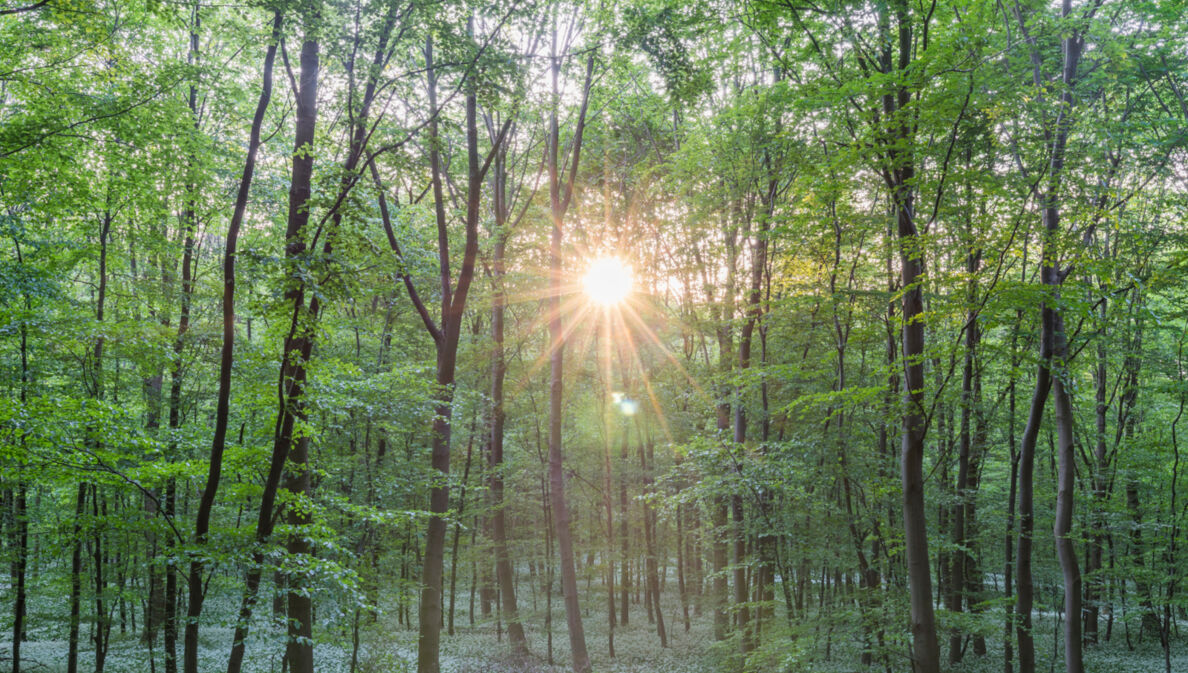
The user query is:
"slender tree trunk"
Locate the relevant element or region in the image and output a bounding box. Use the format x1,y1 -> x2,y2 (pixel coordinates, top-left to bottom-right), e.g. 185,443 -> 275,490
543,473 -> 555,666
676,501 -> 691,633
92,487 -> 110,673
641,438 -> 667,647
70,211 -> 111,673
11,483 -> 27,673
488,131 -> 530,659
280,26 -> 322,673
1004,314 -> 1021,673
415,20 -> 497,669
1086,305 -> 1108,646
68,483 -> 86,673
895,164 -> 938,673
1052,312 -> 1083,673
620,410 -> 631,629
227,18 -> 319,673
601,329 -> 617,657
598,149 -> 618,658
415,38 -> 452,670
448,416 -> 477,636
1010,4 -> 1087,669
542,36 -> 594,673
878,3 -> 939,669
165,14 -> 201,663
163,477 -> 177,673
545,136 -> 591,673
185,13 -> 281,673
1015,353 -> 1051,673
709,219 -> 736,641
12,239 -> 31,673
950,246 -> 982,663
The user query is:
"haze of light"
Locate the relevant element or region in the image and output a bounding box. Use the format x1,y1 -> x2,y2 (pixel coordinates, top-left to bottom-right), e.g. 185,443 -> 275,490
582,256 -> 633,306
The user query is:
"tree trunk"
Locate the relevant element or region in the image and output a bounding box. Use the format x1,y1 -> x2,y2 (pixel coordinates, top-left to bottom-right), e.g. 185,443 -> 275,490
878,3 -> 939,669
545,131 -> 591,673
11,484 -> 27,673
620,400 -> 631,629
281,27 -> 321,673
12,238 -> 31,673
950,247 -> 982,663
487,123 -> 530,658
415,20 -> 499,669
1052,312 -> 1083,673
164,12 -> 200,660
1009,3 -> 1087,668
185,13 -> 281,673
227,19 -> 319,673
70,210 -> 111,673
448,416 -> 476,636
541,37 -> 594,673
641,438 -> 667,647
895,163 -> 938,673
67,483 -> 86,673
92,487 -> 110,673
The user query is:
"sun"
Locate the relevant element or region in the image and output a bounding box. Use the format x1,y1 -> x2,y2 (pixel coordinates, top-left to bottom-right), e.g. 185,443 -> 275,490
582,256 -> 633,306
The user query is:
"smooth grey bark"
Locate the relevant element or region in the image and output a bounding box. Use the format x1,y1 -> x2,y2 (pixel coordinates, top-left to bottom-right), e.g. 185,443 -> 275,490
1010,2 -> 1088,670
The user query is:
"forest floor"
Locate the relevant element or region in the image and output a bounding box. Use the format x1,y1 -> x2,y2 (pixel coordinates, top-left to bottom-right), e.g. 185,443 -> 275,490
5,574 -> 1186,673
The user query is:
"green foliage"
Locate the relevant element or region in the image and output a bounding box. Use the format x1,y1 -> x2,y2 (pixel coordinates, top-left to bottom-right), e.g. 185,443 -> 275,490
3,1 -> 1188,672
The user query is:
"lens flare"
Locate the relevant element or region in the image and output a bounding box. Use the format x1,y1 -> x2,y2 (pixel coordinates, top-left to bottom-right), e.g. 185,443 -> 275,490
582,256 -> 633,306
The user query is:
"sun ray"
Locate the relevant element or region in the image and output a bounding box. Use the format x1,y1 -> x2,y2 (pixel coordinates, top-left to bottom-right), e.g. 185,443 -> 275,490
613,307 -> 674,442
618,300 -> 710,405
509,295 -> 597,401
502,248 -> 714,449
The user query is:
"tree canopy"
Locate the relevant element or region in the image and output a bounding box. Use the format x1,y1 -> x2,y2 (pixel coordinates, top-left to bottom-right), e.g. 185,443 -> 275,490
1,1 -> 1187,672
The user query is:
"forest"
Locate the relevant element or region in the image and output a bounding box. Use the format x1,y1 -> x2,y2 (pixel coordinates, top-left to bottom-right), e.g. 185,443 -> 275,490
1,0 -> 1187,672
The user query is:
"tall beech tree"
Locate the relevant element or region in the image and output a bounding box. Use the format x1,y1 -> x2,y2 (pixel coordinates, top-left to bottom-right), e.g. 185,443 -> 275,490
222,5 -> 326,672
1008,2 -> 1094,671
371,17 -> 513,671
543,16 -> 596,668
184,12 -> 282,673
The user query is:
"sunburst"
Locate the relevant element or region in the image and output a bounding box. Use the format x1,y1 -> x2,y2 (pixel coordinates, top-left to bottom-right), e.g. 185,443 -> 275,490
506,247 -> 710,444
581,256 -> 633,307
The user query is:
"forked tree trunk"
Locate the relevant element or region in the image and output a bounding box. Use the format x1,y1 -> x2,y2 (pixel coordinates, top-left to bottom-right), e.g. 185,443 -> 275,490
413,18 -> 506,670
185,12 -> 282,673
1010,3 -> 1088,670
227,16 -> 320,673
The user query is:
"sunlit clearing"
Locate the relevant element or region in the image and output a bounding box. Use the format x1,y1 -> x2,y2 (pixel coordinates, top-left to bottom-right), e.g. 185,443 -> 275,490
582,256 -> 633,306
